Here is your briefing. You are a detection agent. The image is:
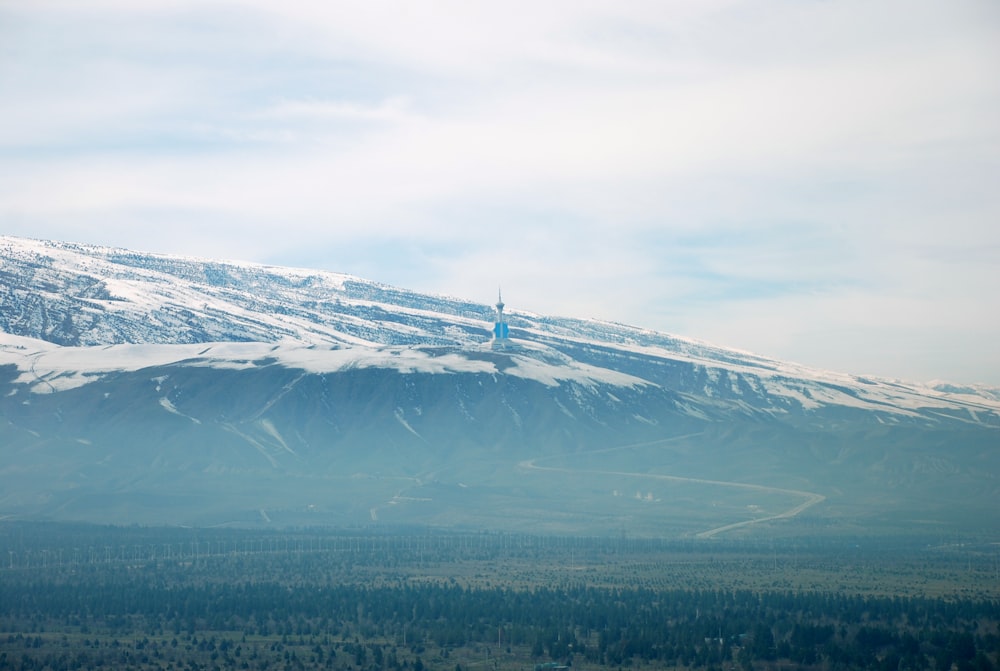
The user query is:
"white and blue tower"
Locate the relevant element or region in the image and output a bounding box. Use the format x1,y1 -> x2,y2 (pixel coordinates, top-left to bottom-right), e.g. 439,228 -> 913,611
492,289 -> 509,347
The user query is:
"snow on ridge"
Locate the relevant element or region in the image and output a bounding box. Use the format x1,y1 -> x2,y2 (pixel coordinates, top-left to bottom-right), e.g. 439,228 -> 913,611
927,380 -> 1000,402
1,235 -> 361,290
504,354 -> 648,389
520,323 -> 1000,416
0,334 -> 643,393
3,237 -> 999,420
2,235 -> 493,348
0,335 -> 219,393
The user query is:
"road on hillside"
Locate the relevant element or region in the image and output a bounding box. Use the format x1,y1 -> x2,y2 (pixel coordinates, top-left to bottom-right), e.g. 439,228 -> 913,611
518,434 -> 826,539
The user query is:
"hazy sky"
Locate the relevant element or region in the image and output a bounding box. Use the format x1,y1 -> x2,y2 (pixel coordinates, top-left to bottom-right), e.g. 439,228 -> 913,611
2,1 -> 999,385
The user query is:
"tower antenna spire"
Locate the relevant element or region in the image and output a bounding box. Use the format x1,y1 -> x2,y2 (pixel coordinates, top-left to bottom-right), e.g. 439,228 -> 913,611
492,287 -> 509,347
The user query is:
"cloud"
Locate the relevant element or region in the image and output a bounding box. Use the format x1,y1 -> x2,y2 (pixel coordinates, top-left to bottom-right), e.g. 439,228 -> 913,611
1,0 -> 998,383
259,97 -> 412,123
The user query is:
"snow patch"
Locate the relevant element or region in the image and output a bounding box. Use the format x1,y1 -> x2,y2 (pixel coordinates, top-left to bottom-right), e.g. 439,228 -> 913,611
159,397 -> 201,424
0,334 -> 649,393
258,419 -> 295,455
394,408 -> 422,439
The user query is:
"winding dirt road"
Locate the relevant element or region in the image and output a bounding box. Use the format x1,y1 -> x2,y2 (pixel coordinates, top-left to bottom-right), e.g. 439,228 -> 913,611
519,435 -> 826,538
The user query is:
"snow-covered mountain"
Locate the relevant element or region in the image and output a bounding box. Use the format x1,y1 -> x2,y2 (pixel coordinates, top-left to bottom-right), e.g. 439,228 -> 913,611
1,236 -> 998,535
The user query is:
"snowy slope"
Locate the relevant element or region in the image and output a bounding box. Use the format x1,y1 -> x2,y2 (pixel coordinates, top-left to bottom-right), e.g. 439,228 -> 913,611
0,334 -> 648,394
2,236 -> 998,428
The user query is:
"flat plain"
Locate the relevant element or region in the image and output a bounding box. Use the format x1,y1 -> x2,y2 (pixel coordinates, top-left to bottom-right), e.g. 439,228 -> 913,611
1,523 -> 998,670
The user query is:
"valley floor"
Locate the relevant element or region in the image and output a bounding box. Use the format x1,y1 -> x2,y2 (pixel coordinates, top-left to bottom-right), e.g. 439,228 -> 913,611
1,523 -> 998,670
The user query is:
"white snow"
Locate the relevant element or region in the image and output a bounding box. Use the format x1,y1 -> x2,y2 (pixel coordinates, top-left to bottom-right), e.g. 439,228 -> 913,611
503,354 -> 647,389
394,409 -> 422,439
159,397 -> 201,424
2,329 -> 999,425
0,333 -> 647,393
258,419 -> 295,455
3,235 -> 1000,425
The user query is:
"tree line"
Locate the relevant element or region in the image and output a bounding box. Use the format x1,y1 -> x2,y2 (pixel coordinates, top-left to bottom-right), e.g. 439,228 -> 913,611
2,570 -> 997,670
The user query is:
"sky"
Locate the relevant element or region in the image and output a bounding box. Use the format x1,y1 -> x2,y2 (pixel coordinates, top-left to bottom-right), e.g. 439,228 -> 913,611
1,1 -> 999,385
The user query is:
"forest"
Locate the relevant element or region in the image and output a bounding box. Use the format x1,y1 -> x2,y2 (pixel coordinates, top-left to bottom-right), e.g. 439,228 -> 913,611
1,522 -> 997,671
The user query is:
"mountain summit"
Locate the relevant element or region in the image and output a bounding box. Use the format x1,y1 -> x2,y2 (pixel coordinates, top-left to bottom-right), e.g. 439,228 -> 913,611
1,236 -> 997,535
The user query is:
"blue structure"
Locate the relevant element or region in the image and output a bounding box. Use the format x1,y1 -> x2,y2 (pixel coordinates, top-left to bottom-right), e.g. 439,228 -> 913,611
492,289 -> 509,345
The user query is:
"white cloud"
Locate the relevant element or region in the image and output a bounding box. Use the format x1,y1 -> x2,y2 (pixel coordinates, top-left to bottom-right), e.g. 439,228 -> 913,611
1,0 -> 998,383
259,97 -> 413,123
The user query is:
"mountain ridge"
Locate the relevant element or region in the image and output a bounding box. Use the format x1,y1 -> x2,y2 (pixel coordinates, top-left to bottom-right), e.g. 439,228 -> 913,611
4,235 -> 997,420
1,236 -> 998,534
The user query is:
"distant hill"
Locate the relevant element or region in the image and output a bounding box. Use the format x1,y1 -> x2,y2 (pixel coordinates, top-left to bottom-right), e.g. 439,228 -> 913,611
1,236 -> 997,536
